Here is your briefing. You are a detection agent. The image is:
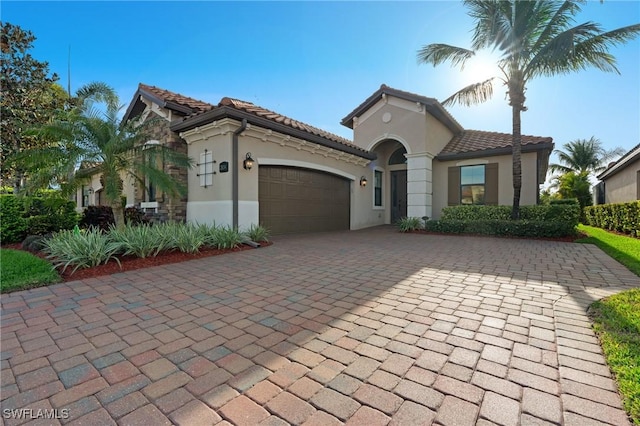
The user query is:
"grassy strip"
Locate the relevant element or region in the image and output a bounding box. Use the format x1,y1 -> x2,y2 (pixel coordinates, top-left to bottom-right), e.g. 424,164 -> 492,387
1,248 -> 61,293
589,289 -> 640,425
576,224 -> 640,276
578,225 -> 640,424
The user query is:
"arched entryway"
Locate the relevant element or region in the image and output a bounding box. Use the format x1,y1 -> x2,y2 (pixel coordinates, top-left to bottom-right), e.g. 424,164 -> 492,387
388,146 -> 408,223
370,139 -> 408,224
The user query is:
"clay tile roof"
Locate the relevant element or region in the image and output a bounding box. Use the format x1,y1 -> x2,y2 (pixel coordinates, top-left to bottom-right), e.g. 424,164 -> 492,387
218,97 -> 366,152
138,83 -> 214,114
439,130 -> 553,156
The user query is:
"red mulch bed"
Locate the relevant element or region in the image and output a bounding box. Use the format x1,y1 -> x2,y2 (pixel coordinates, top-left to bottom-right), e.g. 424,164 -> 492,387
3,242 -> 271,282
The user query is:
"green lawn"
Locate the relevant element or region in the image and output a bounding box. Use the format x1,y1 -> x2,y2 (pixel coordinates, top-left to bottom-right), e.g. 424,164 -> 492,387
0,248 -> 61,293
577,224 -> 640,276
589,289 -> 640,425
578,225 -> 640,425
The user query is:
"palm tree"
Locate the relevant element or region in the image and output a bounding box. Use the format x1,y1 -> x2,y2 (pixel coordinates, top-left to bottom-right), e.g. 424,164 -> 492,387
417,0 -> 640,219
23,83 -> 192,228
550,136 -> 625,176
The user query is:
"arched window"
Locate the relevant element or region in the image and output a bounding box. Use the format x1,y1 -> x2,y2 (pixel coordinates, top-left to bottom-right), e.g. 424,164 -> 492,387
388,147 -> 407,165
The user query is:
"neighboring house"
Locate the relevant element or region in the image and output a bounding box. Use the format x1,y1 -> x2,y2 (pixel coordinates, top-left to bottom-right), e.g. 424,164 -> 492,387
97,83 -> 553,235
595,143 -> 640,204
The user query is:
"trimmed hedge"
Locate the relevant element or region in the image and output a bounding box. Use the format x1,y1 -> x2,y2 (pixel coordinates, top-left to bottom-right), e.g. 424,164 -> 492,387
584,201 -> 640,237
0,196 -> 28,243
0,195 -> 79,243
441,202 -> 580,227
425,219 -> 577,238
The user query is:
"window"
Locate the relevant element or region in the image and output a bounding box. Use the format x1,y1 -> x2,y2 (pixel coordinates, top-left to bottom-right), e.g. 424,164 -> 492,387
460,165 -> 485,205
82,186 -> 90,207
374,170 -> 383,207
388,147 -> 407,165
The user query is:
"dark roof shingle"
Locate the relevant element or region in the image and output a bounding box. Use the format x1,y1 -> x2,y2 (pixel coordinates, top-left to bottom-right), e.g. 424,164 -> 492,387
218,97 -> 358,149
438,130 -> 553,158
138,83 -> 214,114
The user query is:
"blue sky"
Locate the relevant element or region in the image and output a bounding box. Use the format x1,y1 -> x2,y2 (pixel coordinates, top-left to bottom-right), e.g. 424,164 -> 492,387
4,1 -> 640,179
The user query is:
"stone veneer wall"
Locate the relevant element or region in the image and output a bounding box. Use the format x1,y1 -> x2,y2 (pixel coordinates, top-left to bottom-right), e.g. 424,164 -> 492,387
135,114 -> 188,223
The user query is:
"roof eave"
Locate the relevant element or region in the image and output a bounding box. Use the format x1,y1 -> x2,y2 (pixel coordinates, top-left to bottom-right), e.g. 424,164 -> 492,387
435,142 -> 555,162
597,146 -> 640,180
341,86 -> 463,134
171,108 -> 377,161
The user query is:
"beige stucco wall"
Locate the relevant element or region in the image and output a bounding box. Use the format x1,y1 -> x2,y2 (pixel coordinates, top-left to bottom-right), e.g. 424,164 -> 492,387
183,119 -> 380,231
432,152 -> 540,219
603,157 -> 640,203
351,97 -> 453,155
74,170 -> 135,213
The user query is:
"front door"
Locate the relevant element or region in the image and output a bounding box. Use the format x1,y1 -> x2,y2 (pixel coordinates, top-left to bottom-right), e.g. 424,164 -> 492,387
391,170 -> 407,223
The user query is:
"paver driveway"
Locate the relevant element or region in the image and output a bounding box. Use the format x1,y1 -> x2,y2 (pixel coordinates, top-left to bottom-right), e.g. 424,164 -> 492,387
1,227 -> 638,425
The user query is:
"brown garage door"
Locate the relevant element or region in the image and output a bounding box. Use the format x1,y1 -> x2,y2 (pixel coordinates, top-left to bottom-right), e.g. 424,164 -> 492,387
259,166 -> 350,235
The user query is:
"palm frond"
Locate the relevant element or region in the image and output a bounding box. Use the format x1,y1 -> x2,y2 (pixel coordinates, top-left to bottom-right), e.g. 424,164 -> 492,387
416,44 -> 476,70
527,22 -> 640,78
75,82 -> 119,115
442,77 -> 497,107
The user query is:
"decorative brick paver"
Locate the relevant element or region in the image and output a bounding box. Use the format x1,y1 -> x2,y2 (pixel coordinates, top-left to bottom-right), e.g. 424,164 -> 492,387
1,227 -> 637,425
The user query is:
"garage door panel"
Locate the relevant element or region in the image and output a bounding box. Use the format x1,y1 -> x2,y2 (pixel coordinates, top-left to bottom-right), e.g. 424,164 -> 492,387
259,166 -> 350,235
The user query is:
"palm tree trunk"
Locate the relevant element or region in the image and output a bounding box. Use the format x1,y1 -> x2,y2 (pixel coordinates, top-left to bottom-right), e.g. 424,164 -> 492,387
511,103 -> 522,220
112,201 -> 126,230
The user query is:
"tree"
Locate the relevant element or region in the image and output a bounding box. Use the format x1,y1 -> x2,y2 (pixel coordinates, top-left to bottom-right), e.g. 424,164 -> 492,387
555,170 -> 592,215
22,83 -> 193,228
1,22 -> 67,191
417,0 -> 640,219
550,136 -> 625,176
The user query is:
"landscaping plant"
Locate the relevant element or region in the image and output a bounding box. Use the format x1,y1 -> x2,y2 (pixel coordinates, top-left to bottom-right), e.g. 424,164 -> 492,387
397,217 -> 424,232
244,224 -> 271,242
43,227 -> 121,273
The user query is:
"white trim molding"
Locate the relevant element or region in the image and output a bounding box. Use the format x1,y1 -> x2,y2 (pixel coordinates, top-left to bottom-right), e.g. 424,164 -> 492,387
258,158 -> 357,181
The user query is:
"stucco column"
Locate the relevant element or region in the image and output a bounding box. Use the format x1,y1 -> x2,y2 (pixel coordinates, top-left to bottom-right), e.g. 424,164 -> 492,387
406,152 -> 433,219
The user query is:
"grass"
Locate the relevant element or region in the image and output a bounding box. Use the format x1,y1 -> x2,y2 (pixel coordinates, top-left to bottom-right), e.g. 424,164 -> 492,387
576,224 -> 640,276
578,224 -> 640,424
589,289 -> 640,425
0,248 -> 61,293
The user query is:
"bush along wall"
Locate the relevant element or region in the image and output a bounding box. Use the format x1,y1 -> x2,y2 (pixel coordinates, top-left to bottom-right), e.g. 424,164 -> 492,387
0,195 -> 79,244
427,202 -> 581,238
584,201 -> 640,237
80,206 -> 149,230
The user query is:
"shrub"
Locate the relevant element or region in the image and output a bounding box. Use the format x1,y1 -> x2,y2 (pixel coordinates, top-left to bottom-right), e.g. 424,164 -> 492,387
0,195 -> 28,243
397,217 -> 424,232
207,226 -> 244,249
80,206 -> 115,230
108,223 -> 170,258
163,222 -> 206,254
23,197 -> 78,235
80,206 -> 149,230
442,203 -> 580,227
43,228 -> 121,274
584,201 -> 640,237
244,224 -> 271,242
425,219 -> 577,238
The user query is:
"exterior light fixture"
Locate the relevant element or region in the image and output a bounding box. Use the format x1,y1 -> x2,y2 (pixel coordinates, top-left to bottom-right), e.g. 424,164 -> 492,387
243,153 -> 255,170
88,187 -> 94,194
360,176 -> 368,187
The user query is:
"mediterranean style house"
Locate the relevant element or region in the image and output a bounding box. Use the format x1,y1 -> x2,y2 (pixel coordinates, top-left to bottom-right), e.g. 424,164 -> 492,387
77,83 -> 554,235
594,143 -> 640,204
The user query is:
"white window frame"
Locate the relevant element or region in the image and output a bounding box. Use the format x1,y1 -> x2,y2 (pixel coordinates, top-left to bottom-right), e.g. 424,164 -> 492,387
373,167 -> 384,209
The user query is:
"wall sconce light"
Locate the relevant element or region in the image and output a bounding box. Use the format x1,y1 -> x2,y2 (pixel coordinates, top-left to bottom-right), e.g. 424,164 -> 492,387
88,187 -> 94,195
243,152 -> 255,170
360,176 -> 368,187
